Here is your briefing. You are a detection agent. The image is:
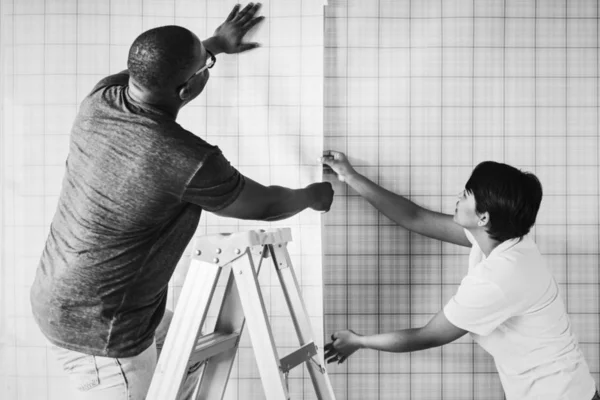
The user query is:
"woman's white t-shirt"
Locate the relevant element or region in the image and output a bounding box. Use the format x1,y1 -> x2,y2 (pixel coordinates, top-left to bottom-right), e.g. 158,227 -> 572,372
443,230 -> 597,400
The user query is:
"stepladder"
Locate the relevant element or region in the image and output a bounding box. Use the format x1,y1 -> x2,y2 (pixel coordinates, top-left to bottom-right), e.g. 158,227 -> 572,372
146,228 -> 337,400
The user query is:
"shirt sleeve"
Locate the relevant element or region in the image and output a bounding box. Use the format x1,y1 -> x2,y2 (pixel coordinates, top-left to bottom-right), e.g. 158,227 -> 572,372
182,150 -> 245,212
443,275 -> 512,336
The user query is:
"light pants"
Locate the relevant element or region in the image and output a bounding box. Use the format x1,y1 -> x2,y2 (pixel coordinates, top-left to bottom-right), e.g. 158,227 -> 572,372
49,310 -> 203,400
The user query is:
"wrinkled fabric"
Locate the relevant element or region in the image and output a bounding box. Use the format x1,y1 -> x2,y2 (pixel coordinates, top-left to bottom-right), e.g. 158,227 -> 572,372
31,73 -> 244,357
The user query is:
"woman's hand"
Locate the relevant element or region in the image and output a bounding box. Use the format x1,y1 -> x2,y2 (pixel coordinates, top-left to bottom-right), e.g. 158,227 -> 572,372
324,330 -> 363,364
320,150 -> 357,183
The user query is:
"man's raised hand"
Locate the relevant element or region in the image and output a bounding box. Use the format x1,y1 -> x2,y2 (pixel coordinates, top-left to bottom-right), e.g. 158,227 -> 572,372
212,3 -> 265,54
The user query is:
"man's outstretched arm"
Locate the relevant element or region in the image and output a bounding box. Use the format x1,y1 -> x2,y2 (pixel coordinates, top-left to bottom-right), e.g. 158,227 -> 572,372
213,177 -> 333,221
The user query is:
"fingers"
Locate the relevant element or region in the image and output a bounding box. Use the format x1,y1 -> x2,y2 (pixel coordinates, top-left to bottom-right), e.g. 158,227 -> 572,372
324,333 -> 337,354
226,3 -> 241,22
248,3 -> 263,19
243,14 -> 265,31
236,2 -> 254,18
236,2 -> 260,24
320,153 -> 336,166
325,353 -> 346,364
325,333 -> 349,364
324,348 -> 337,360
322,150 -> 344,162
320,155 -> 333,164
325,346 -> 340,363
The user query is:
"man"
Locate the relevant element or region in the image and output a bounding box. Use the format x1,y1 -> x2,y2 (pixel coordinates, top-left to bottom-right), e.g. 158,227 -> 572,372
321,150 -> 598,400
30,4 -> 333,399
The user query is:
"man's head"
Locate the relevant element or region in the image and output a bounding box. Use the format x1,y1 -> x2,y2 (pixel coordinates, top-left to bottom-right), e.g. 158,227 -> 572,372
454,161 -> 543,242
127,25 -> 211,108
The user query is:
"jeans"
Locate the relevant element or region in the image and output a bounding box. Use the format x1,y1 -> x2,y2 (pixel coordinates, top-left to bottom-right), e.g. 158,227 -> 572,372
49,310 -> 203,400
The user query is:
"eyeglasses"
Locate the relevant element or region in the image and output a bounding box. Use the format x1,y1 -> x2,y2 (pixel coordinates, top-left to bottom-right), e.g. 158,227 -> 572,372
193,49 -> 216,76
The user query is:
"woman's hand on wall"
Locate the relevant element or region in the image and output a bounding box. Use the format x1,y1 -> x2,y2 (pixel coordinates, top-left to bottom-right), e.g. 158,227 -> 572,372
320,150 -> 357,183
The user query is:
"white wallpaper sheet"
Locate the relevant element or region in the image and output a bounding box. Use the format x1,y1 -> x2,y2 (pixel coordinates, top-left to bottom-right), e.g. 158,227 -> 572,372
0,0 -> 324,399
322,1 -> 600,399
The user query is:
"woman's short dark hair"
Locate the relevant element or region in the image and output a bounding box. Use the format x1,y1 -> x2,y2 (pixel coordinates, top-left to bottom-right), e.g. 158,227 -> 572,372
465,161 -> 543,242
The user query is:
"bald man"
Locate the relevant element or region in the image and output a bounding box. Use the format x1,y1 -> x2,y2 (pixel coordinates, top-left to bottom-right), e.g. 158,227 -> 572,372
30,4 -> 333,399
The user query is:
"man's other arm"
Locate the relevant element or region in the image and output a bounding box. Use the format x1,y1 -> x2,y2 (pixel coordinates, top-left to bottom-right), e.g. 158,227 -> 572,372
213,177 -> 333,221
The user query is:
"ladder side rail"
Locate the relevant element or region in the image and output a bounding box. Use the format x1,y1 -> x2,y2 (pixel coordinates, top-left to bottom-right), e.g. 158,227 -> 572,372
270,244 -> 316,344
147,259 -> 222,400
232,247 -> 289,399
193,248 -> 267,400
270,244 -> 337,400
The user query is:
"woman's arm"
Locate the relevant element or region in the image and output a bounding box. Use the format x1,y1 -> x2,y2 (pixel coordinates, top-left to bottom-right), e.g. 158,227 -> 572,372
325,310 -> 467,363
321,150 -> 471,247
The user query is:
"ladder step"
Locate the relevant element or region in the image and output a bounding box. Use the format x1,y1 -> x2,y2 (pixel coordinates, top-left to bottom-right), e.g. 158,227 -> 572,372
279,342 -> 318,374
189,332 -> 241,366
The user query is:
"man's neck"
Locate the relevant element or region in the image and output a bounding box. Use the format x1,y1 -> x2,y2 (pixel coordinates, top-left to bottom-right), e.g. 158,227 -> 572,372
127,79 -> 179,119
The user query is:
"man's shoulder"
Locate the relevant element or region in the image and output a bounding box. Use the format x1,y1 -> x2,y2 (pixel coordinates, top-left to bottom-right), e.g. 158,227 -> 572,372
167,124 -> 218,155
91,73 -> 130,94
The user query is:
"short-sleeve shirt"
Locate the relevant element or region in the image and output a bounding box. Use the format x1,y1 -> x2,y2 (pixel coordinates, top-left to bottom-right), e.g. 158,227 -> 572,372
444,230 -> 596,400
30,73 -> 245,357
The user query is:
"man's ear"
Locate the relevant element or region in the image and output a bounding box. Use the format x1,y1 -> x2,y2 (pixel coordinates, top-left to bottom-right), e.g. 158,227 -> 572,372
178,84 -> 191,102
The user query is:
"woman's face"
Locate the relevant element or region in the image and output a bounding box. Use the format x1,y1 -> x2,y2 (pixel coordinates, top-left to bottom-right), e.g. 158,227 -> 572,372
453,189 -> 480,228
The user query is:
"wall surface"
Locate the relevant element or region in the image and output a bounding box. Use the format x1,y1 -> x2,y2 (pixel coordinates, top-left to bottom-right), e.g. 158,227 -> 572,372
322,1 -> 600,399
0,0 -> 324,399
3,1 -> 600,400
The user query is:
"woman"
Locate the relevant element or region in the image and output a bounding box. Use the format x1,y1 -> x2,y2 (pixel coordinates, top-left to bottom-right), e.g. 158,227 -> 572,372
321,150 -> 598,400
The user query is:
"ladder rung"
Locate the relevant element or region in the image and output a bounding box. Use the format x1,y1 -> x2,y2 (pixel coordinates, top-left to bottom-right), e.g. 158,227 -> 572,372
279,342 -> 318,374
189,332 -> 240,366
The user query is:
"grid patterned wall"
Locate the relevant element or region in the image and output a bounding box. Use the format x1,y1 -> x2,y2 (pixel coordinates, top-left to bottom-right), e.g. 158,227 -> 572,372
0,0 -> 324,399
322,0 -> 600,399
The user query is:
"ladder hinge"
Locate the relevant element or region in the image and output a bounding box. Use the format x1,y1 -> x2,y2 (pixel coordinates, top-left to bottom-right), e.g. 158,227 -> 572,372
279,342 -> 318,374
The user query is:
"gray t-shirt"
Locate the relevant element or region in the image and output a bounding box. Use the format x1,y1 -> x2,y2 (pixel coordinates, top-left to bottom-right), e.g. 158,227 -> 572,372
30,73 -> 245,357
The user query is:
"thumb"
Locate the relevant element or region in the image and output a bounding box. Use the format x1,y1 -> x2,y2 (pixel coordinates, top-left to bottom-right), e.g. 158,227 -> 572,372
238,42 -> 261,52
